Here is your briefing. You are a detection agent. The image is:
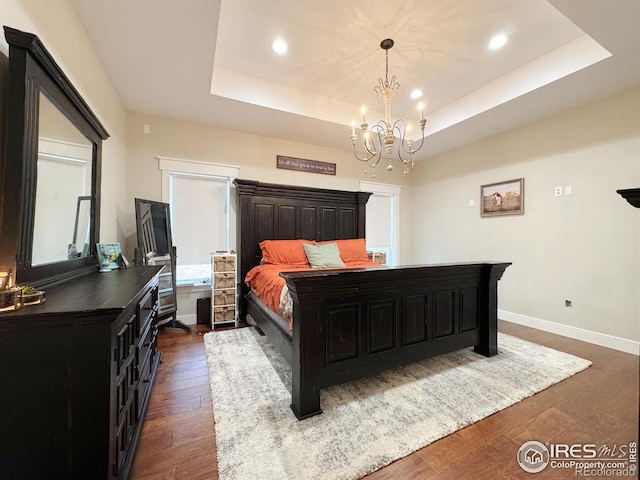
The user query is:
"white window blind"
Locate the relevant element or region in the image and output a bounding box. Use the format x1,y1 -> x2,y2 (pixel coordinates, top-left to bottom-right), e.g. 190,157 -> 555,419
171,174 -> 229,266
158,156 -> 239,285
365,193 -> 393,262
360,181 -> 401,265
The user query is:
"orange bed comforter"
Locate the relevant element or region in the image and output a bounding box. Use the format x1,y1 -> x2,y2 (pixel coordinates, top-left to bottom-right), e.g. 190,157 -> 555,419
245,261 -> 380,330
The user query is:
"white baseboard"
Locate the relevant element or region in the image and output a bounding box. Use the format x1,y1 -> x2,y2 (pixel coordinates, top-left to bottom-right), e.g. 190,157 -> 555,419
499,310 -> 639,356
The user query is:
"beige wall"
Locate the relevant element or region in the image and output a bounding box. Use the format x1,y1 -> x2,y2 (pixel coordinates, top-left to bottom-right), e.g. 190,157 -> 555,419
0,0 -> 129,246
126,113 -> 412,318
408,87 -> 640,344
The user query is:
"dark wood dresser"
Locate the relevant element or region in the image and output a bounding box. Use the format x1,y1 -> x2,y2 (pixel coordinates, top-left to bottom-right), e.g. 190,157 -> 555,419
0,266 -> 163,480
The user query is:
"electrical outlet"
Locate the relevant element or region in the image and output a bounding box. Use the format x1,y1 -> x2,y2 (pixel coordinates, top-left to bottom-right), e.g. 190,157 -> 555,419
564,185 -> 573,196
554,186 -> 563,197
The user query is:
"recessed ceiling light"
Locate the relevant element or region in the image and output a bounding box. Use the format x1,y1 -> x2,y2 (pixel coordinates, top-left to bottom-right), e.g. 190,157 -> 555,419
488,33 -> 509,51
270,38 -> 288,55
410,89 -> 423,100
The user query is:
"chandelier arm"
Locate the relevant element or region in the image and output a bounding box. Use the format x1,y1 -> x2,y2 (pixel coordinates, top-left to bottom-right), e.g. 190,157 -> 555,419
353,130 -> 382,168
367,124 -> 387,155
371,122 -> 388,135
352,145 -> 377,163
369,153 -> 382,168
409,130 -> 426,154
391,118 -> 427,162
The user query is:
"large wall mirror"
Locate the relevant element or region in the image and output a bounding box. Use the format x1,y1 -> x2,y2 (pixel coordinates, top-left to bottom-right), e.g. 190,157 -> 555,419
134,198 -> 173,259
34,94 -> 93,265
0,27 -> 109,288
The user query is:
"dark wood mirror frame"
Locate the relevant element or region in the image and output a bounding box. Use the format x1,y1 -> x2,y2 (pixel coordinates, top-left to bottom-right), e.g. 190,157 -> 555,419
134,197 -> 190,331
134,198 -> 174,259
0,26 -> 109,288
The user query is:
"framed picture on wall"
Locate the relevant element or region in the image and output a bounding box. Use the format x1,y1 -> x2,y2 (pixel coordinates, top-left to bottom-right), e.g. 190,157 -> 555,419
481,178 -> 524,217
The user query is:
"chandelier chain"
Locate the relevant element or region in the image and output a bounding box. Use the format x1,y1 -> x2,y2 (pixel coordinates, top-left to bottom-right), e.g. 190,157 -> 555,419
385,49 -> 389,87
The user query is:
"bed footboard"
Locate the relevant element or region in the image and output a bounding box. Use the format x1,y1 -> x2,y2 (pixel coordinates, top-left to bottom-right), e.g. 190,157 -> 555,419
281,262 -> 511,420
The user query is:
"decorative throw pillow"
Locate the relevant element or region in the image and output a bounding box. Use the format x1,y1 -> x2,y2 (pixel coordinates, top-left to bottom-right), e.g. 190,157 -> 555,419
259,239 -> 313,265
302,242 -> 346,268
317,238 -> 368,263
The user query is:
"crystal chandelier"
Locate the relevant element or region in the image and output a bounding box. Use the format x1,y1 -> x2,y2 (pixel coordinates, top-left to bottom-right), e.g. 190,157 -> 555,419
350,39 -> 426,176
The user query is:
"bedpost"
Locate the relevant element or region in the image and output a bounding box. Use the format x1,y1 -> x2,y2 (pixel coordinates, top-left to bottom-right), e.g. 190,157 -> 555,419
356,191 -> 370,239
285,279 -> 324,420
234,179 -> 259,322
474,262 -> 511,357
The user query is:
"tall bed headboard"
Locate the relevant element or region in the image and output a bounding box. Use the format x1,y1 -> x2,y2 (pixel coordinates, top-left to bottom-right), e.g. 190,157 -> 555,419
234,179 -> 372,320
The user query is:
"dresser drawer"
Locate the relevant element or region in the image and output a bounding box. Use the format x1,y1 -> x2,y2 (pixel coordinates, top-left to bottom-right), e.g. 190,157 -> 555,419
213,305 -> 235,324
213,255 -> 236,272
213,288 -> 235,306
137,286 -> 157,335
214,272 -> 235,289
137,320 -> 157,375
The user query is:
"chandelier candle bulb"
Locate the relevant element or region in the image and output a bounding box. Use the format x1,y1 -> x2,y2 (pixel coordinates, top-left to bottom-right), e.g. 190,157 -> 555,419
361,105 -> 366,123
351,120 -> 356,136
418,101 -> 424,121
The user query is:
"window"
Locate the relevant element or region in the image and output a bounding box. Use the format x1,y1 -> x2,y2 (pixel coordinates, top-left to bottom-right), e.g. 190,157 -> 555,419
360,181 -> 401,265
159,157 -> 238,285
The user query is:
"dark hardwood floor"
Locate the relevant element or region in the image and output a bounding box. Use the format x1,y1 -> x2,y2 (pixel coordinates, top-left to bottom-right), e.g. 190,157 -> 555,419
130,321 -> 639,480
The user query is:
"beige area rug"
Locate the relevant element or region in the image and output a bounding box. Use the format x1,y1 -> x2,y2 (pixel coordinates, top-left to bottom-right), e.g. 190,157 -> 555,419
204,328 -> 591,480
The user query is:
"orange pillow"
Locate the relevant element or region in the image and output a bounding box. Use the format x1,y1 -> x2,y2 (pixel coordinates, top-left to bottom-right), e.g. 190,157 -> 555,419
259,239 -> 313,265
317,238 -> 369,263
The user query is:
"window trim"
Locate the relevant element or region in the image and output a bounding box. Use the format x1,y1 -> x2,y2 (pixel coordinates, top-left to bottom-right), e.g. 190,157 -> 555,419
158,156 -> 239,286
158,156 -> 239,200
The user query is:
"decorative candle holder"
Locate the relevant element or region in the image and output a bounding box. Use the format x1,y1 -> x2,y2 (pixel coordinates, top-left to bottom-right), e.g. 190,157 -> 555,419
0,287 -> 21,312
19,289 -> 46,307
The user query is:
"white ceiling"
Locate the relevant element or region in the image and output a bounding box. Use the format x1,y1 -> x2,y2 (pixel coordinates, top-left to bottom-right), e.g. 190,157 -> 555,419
71,0 -> 640,160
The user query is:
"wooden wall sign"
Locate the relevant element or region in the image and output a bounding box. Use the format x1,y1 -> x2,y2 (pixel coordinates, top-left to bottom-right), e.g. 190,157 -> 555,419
276,155 -> 336,176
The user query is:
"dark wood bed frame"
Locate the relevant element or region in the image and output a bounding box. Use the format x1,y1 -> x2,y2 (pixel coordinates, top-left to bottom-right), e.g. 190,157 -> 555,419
235,179 -> 511,420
